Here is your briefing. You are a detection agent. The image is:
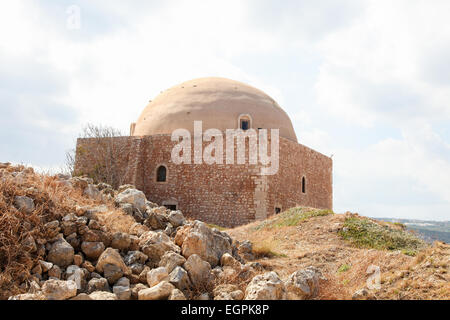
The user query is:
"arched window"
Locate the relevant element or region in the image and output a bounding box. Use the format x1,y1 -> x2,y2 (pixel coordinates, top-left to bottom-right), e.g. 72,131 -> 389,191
302,176 -> 306,194
156,165 -> 167,182
238,114 -> 252,131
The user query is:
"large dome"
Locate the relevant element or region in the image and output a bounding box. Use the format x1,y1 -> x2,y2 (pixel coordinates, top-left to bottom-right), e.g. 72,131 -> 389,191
132,77 -> 298,142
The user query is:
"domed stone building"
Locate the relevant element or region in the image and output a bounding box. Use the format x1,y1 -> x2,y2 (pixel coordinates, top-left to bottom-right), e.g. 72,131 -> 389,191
75,77 -> 332,227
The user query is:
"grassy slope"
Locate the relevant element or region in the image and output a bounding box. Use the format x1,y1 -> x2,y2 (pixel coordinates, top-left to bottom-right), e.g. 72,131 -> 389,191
227,208 -> 449,300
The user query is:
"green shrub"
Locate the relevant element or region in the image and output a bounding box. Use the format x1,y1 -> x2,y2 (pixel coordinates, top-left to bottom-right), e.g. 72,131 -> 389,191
339,217 -> 427,256
255,207 -> 333,230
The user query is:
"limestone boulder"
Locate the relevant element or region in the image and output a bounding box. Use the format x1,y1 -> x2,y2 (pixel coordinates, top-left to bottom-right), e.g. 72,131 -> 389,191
183,254 -> 212,288
139,231 -> 180,265
111,232 -> 131,251
113,278 -> 131,300
180,221 -> 232,267
115,188 -> 147,213
103,264 -> 123,285
213,284 -> 244,300
41,279 -> 78,300
124,251 -> 148,266
245,272 -> 287,300
285,267 -> 321,300
87,277 -> 110,294
168,210 -> 186,228
168,288 -> 186,300
48,238 -> 74,267
13,196 -> 35,214
145,208 -> 169,230
96,248 -> 129,275
8,293 -> 44,300
169,266 -> 191,291
159,251 -> 186,273
147,267 -> 169,287
130,283 -> 148,300
81,241 -> 105,260
138,281 -> 175,300
220,253 -> 241,269
89,291 -> 118,300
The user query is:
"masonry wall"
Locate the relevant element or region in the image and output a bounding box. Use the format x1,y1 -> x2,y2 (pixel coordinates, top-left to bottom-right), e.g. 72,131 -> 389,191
267,138 -> 333,218
74,134 -> 332,227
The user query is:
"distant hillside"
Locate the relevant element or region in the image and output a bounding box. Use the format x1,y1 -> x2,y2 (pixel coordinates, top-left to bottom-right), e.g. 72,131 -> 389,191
374,218 -> 450,244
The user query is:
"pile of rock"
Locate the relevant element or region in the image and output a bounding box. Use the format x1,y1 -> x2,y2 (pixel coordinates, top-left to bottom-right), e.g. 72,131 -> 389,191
7,173 -> 324,301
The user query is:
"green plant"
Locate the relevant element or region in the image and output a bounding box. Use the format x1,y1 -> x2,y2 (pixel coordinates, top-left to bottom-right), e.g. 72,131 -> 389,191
255,207 -> 333,230
338,264 -> 351,273
339,217 -> 427,256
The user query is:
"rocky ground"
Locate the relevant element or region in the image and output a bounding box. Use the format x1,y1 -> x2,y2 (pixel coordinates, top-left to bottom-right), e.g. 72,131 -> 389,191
0,162 -> 448,300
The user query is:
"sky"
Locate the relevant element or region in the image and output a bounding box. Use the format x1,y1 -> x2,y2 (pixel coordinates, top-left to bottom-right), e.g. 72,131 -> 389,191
1,0 -> 449,221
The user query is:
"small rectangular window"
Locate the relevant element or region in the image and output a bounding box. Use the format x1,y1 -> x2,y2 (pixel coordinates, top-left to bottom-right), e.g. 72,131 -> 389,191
275,207 -> 281,214
165,205 -> 177,211
241,120 -> 249,131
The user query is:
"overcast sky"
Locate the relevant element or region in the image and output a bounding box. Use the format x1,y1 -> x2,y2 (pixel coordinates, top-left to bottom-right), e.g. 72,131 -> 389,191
1,1 -> 450,221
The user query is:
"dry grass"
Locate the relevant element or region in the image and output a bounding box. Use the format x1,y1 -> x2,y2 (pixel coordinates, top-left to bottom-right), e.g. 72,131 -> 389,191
252,238 -> 287,258
0,165 -> 105,299
227,208 -> 448,300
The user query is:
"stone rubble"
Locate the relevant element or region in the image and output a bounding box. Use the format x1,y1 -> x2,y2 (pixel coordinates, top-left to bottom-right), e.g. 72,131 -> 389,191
5,175 -> 325,301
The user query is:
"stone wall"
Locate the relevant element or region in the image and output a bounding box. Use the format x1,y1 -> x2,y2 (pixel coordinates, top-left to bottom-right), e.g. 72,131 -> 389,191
75,134 -> 332,227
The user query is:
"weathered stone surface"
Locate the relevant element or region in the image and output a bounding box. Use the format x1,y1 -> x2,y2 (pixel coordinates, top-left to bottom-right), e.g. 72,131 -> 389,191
87,277 -> 110,294
180,221 -> 232,267
70,293 -> 92,300
129,223 -> 149,237
139,266 -> 150,283
159,251 -> 186,273
131,283 -> 148,300
73,254 -> 83,266
169,266 -> 191,291
89,291 -> 118,300
113,285 -> 131,300
96,248 -> 129,274
245,272 -> 287,300
168,288 -> 186,300
103,264 -> 123,285
138,281 -> 175,300
14,196 -> 35,213
115,189 -> 147,213
168,211 -> 185,228
8,293 -> 44,300
39,260 -> 53,273
220,253 -> 241,269
48,238 -> 74,267
81,241 -> 105,260
111,232 -> 131,251
124,251 -> 148,266
139,231 -> 180,264
84,184 -> 101,199
184,254 -> 212,288
48,265 -> 62,279
147,267 -> 169,287
238,240 -> 254,260
117,184 -> 135,193
285,267 -> 321,300
41,279 -> 78,300
145,208 -> 169,230
214,284 -> 244,300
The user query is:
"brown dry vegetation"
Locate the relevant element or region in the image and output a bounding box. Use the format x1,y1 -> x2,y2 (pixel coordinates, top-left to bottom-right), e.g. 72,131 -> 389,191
227,208 -> 450,300
0,165 -> 131,299
1,165 -> 448,300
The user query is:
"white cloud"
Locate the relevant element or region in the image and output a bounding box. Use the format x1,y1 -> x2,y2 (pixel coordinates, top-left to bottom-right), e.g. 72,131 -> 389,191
1,1 -> 450,221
